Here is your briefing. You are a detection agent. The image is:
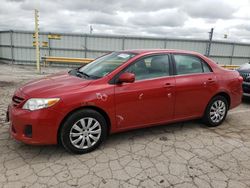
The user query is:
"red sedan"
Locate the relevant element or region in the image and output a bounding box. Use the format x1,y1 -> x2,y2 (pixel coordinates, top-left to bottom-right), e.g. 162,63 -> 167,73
8,49 -> 243,154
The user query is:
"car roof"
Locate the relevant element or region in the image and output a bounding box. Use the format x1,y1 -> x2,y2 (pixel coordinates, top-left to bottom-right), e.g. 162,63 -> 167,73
120,49 -> 203,56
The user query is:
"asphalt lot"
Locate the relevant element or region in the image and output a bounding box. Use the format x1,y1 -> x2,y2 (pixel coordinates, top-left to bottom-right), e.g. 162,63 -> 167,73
0,63 -> 250,188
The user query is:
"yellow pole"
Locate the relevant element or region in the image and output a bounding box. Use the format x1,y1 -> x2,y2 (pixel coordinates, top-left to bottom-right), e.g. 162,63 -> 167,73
34,9 -> 40,73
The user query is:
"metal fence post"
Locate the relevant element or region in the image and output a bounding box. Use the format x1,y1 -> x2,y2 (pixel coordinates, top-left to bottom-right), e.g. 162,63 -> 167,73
164,39 -> 167,49
84,34 -> 87,58
205,28 -> 214,57
10,30 -> 14,64
230,43 -> 235,65
48,32 -> 51,56
122,36 -> 125,50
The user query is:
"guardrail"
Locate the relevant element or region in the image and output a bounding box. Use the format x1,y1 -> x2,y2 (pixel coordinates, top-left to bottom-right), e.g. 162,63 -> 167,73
42,56 -> 93,67
220,65 -> 240,70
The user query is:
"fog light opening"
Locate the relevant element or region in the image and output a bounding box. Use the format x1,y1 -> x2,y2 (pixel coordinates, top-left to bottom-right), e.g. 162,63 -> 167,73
24,125 -> 32,138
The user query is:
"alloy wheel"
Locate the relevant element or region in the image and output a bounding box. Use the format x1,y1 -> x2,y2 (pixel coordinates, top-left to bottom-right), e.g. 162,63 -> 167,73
69,117 -> 101,149
209,100 -> 226,123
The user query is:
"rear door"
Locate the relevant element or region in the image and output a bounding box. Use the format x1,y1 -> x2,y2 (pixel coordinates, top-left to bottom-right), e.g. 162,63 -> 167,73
114,54 -> 175,128
172,54 -> 217,119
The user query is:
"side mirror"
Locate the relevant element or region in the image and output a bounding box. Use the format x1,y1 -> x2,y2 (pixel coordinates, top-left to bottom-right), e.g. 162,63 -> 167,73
118,72 -> 135,83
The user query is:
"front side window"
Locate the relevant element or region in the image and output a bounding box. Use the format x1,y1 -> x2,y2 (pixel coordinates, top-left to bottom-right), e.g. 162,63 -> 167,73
78,52 -> 136,79
174,54 -> 211,75
125,54 -> 170,81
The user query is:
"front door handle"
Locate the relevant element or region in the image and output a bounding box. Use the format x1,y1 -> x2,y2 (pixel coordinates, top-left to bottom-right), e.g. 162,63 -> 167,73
164,83 -> 174,88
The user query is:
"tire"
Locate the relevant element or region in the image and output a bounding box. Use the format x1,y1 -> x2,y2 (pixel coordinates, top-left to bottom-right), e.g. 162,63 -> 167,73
60,109 -> 107,154
203,95 -> 229,127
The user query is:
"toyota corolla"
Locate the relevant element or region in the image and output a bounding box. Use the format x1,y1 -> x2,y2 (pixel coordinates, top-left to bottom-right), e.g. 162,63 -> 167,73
7,49 -> 243,154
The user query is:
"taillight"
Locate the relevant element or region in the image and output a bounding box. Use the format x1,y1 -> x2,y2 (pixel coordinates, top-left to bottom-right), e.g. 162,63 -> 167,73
238,76 -> 243,82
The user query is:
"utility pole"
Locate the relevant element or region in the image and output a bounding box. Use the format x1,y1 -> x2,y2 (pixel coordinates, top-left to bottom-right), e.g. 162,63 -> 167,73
34,9 -> 40,73
205,28 -> 214,57
90,25 -> 93,34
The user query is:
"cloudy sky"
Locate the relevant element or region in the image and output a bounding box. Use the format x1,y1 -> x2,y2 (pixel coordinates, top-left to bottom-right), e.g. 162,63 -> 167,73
1,0 -> 250,42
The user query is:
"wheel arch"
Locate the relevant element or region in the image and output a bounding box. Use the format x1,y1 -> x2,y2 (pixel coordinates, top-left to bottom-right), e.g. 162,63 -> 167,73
212,92 -> 231,108
57,105 -> 111,145
202,91 -> 231,127
205,91 -> 231,114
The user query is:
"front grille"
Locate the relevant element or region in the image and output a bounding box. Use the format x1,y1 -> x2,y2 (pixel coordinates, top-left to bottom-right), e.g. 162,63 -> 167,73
240,72 -> 250,82
12,96 -> 25,107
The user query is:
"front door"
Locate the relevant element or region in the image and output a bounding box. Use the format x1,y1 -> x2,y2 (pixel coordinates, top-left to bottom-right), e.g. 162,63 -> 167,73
114,54 -> 175,129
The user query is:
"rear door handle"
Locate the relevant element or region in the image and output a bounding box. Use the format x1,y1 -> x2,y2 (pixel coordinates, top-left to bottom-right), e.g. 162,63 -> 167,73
207,78 -> 215,83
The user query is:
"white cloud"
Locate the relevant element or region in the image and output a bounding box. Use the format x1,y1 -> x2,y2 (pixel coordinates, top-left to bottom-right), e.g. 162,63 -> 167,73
181,0 -> 238,19
0,0 -> 250,42
128,9 -> 187,27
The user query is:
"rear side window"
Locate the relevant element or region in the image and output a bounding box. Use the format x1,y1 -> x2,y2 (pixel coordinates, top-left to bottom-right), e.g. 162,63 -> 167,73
202,61 -> 212,73
174,54 -> 212,75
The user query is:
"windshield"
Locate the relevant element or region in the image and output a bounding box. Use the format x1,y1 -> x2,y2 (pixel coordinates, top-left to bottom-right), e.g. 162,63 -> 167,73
78,52 -> 136,79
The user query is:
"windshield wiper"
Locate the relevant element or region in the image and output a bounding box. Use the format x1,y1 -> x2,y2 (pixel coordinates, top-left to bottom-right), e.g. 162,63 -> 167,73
76,70 -> 90,78
76,70 -> 101,79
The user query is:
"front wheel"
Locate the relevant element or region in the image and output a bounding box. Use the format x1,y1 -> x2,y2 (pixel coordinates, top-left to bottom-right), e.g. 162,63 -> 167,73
60,109 -> 107,154
203,96 -> 228,127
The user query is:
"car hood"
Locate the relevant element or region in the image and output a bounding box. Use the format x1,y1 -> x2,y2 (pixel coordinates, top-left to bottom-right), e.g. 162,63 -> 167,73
18,71 -> 92,98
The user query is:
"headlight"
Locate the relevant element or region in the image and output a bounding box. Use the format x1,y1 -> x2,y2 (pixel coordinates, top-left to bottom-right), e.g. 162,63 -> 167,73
22,98 -> 60,111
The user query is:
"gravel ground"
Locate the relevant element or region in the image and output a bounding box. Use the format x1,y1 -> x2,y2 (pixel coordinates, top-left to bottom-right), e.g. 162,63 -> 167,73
0,63 -> 250,188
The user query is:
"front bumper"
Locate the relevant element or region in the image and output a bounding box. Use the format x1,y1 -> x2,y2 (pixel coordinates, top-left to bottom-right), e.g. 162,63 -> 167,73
242,81 -> 250,97
8,104 -> 63,145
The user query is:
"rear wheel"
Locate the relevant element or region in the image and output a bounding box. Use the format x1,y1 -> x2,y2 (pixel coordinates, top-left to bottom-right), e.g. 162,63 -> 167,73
60,109 -> 107,154
203,95 -> 228,127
